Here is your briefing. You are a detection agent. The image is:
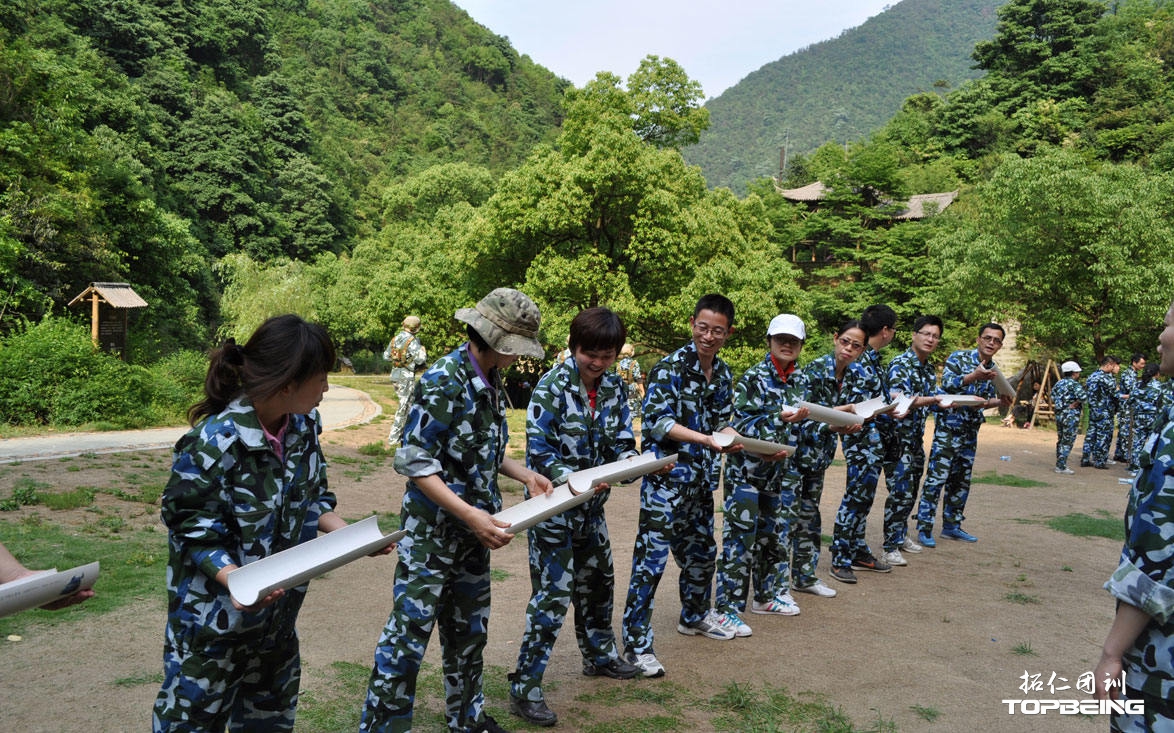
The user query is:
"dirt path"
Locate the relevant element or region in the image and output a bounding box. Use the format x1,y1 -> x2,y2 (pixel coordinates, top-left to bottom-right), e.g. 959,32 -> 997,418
0,419 -> 1128,732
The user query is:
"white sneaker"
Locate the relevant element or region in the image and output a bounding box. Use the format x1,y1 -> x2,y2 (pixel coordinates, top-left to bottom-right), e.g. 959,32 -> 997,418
792,579 -> 837,598
718,610 -> 753,636
902,536 -> 923,554
676,609 -> 735,640
625,650 -> 665,678
751,592 -> 801,616
881,549 -> 907,567
1054,467 -> 1075,474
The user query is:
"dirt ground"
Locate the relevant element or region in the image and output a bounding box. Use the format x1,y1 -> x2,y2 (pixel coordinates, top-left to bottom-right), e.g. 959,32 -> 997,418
0,410 -> 1130,732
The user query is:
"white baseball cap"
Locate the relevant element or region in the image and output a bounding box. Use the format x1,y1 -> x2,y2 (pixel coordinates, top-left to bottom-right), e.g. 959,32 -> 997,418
1061,360 -> 1082,374
767,314 -> 806,340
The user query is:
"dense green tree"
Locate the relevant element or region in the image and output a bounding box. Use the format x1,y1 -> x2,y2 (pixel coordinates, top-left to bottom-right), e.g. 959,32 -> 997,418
626,55 -> 710,149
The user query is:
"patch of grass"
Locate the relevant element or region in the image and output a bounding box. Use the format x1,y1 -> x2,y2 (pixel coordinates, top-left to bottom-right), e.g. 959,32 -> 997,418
357,442 -> 391,457
114,671 -> 164,687
297,660 -> 372,732
970,471 -> 1048,488
911,704 -> 941,722
40,486 -> 96,510
1005,591 -> 1040,605
706,681 -> 859,732
490,568 -> 511,582
1047,510 -> 1123,541
1012,641 -> 1037,656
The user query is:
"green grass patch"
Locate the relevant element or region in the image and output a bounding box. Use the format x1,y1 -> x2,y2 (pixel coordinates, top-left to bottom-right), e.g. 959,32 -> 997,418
1047,509 -> 1123,541
1012,641 -> 1037,656
970,471 -> 1048,488
705,681 -> 868,732
910,704 -> 940,722
40,486 -> 96,510
0,519 -> 165,637
1004,591 -> 1040,605
358,442 -> 391,457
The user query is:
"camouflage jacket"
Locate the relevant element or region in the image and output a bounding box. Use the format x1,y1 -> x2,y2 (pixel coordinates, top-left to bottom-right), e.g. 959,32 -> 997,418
387,329 -> 427,373
840,346 -> 887,462
395,344 -> 509,522
641,341 -> 733,489
615,356 -> 642,389
726,353 -> 806,489
1121,367 -> 1140,408
791,353 -> 853,474
887,348 -> 940,443
1135,380 -> 1168,436
1050,377 -> 1086,424
160,397 -> 335,644
1085,369 -> 1118,413
1104,404 -> 1174,700
938,348 -> 996,431
526,356 -> 638,512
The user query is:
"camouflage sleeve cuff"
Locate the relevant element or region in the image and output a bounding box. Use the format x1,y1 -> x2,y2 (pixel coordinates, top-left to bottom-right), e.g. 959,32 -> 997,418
193,548 -> 236,582
394,444 -> 444,478
1104,559 -> 1174,624
646,417 -> 677,443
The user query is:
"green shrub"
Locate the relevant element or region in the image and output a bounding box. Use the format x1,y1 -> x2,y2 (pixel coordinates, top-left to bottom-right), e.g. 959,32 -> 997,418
0,317 -> 100,424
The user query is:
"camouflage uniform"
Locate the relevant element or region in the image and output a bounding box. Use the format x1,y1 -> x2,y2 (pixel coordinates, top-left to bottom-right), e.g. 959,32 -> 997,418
615,355 -> 644,419
1103,404 -> 1174,732
831,348 -> 888,570
622,341 -> 732,656
882,348 -> 940,551
1115,366 -> 1140,462
1131,379 -> 1167,470
1082,368 -> 1118,467
1050,377 -> 1086,471
386,328 -> 427,445
781,354 -> 847,587
716,354 -> 802,612
153,398 -> 335,733
917,349 -> 995,535
511,356 -> 638,703
361,345 -> 509,733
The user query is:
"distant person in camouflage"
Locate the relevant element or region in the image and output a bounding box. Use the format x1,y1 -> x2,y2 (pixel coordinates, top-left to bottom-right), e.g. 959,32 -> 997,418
386,315 -> 427,445
361,289 -> 553,733
1115,353 -> 1146,464
508,308 -> 645,728
1050,361 -> 1086,474
615,343 -> 645,420
916,323 -> 1013,546
1130,363 -> 1165,471
1094,300 -> 1174,732
713,314 -> 810,636
831,305 -> 897,581
881,316 -> 944,560
153,315 -> 391,733
621,294 -> 743,679
1081,356 -> 1121,469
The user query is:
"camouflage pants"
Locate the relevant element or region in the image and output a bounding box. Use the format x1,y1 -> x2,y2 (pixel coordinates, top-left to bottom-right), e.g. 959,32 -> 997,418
387,375 -> 418,445
831,457 -> 881,568
882,435 -> 926,551
1055,415 -> 1080,469
511,504 -> 620,702
361,514 -> 492,733
715,479 -> 794,612
776,468 -> 826,588
152,627 -> 300,732
917,423 -> 979,532
622,476 -> 717,655
1113,407 -> 1132,462
1082,411 -> 1113,466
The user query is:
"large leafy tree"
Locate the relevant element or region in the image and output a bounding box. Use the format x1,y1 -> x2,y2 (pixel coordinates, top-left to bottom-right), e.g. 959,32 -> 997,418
927,148 -> 1174,361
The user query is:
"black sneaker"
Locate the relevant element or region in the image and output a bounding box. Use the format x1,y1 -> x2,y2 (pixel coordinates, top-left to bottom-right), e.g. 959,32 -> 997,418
830,566 -> 857,584
470,715 -> 514,733
851,554 -> 893,573
508,695 -> 557,727
583,657 -> 639,679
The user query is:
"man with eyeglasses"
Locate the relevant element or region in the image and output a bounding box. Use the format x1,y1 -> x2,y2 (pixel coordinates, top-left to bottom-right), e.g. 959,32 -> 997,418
916,322 -> 1013,546
881,316 -> 945,564
622,294 -> 742,678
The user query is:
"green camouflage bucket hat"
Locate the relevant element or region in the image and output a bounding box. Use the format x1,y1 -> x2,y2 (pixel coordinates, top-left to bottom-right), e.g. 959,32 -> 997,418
455,288 -> 544,359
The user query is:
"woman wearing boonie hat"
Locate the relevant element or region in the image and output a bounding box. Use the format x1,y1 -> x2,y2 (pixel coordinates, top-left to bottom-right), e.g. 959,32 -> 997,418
361,288 -> 553,733
1050,360 -> 1086,474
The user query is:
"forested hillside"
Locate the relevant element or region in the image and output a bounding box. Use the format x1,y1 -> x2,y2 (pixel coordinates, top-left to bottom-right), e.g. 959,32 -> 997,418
0,0 -> 566,354
685,0 -> 1004,193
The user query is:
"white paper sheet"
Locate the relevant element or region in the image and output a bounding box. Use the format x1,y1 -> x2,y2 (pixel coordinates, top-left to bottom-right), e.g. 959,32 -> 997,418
992,365 -> 1016,399
790,401 -> 863,427
938,394 -> 988,408
852,396 -> 898,420
227,515 -> 402,606
0,561 -> 99,618
712,432 -> 797,456
494,452 -> 677,533
892,393 -> 916,416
